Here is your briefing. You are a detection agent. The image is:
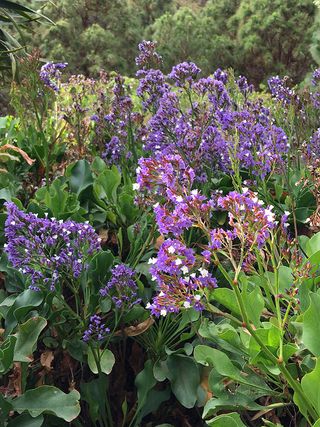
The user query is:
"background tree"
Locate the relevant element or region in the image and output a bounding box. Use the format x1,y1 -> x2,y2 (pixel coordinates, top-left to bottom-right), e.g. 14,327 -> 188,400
232,0 -> 316,84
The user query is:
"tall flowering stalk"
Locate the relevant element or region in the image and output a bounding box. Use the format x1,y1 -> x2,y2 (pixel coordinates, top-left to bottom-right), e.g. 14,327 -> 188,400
4,202 -> 100,294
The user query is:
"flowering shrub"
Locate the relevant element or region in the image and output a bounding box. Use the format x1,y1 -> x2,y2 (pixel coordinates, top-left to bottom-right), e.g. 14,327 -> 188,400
2,42 -> 320,427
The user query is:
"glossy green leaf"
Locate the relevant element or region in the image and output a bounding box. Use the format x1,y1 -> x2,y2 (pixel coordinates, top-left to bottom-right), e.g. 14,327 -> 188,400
302,292 -> 320,356
5,290 -> 43,334
211,288 -> 240,316
11,387 -> 80,422
0,335 -> 16,373
166,355 -> 200,408
69,160 -> 93,196
87,347 -> 115,375
14,317 -> 47,362
206,412 -> 246,427
7,413 -> 44,427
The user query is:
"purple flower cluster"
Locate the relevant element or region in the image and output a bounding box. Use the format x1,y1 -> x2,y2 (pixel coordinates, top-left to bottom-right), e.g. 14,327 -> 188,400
83,315 -> 110,342
147,239 -> 217,316
99,264 -> 140,309
135,154 -> 195,203
306,128 -> 320,160
4,202 -> 101,291
212,189 -> 277,250
312,68 -> 320,86
135,40 -> 163,70
100,74 -> 136,165
138,62 -> 288,181
136,69 -> 169,111
168,62 -> 201,87
39,62 -> 67,92
267,76 -> 295,106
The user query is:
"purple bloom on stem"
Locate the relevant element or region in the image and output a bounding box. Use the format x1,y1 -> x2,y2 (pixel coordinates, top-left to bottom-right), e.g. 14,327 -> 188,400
135,40 -> 162,70
4,202 -> 100,291
168,62 -> 201,87
83,315 -> 110,342
39,62 -> 67,92
99,264 -> 140,308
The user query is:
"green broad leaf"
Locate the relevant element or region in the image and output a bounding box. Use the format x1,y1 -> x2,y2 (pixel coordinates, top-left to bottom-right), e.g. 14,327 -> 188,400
87,250 -> 114,291
7,413 -> 44,427
278,266 -> 294,294
92,156 -> 108,174
302,293 -> 320,356
118,192 -> 138,222
294,358 -> 320,419
240,277 -> 264,327
166,355 -> 200,408
11,386 -> 80,422
194,345 -> 240,377
153,359 -> 169,382
135,360 -> 157,412
81,376 -> 108,424
93,167 -> 121,203
0,393 -> 13,424
206,412 -> 246,427
306,232 -> 320,258
0,335 -> 16,374
313,421 -> 320,427
203,390 -> 266,419
5,290 -> 44,334
140,387 -> 171,419
69,160 -> 93,196
87,347 -> 115,375
195,345 -> 270,393
14,317 -> 47,362
210,288 -> 240,316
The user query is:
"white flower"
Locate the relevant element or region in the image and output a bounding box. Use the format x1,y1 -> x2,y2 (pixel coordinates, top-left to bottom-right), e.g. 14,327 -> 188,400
284,211 -> 290,216
146,302 -> 151,309
159,291 -> 165,297
132,183 -> 140,191
136,166 -> 141,174
151,275 -> 157,281
181,265 -> 189,275
183,301 -> 191,308
160,309 -> 167,317
194,295 -> 201,301
198,268 -> 209,277
176,195 -> 183,203
167,245 -> 175,254
191,189 -> 199,196
10,220 -> 16,225
148,257 -> 157,264
175,258 -> 182,265
153,202 -> 159,208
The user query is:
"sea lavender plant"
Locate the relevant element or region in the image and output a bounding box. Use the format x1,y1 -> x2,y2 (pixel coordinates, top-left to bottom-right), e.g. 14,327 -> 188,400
99,264 -> 140,309
147,239 -> 217,316
83,314 -> 110,342
135,40 -> 163,70
40,61 -> 68,92
4,202 -> 101,291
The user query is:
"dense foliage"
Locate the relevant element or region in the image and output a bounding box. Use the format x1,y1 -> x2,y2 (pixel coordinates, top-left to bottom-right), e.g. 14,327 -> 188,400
1,40 -> 320,426
16,0 -> 317,85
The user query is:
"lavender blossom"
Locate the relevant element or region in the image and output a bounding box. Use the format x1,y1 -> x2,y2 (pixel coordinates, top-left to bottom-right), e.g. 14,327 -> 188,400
4,202 -> 100,291
136,69 -> 169,111
135,40 -> 162,70
83,315 -> 110,342
147,239 -> 217,316
39,62 -> 67,92
168,62 -> 201,87
99,264 -> 140,308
